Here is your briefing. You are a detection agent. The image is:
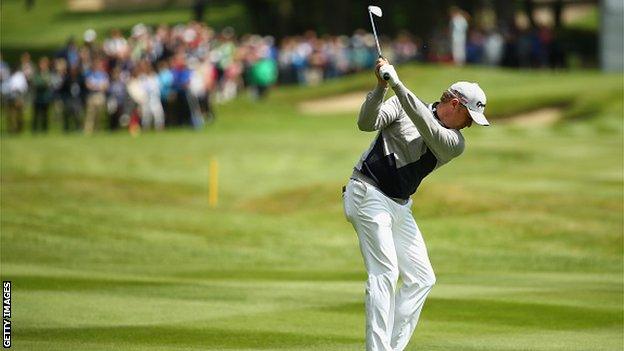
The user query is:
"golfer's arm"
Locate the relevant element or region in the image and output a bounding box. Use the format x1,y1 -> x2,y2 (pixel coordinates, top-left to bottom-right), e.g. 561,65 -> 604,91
357,85 -> 400,131
392,83 -> 464,160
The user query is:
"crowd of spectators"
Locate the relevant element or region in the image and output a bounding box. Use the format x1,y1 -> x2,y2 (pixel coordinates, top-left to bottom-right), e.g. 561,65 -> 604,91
0,11 -> 566,135
1,23 -> 275,134
275,29 -> 422,86
443,7 -> 566,68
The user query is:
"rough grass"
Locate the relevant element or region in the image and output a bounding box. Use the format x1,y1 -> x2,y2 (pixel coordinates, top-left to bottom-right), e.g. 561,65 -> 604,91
1,67 -> 623,350
0,0 -> 249,63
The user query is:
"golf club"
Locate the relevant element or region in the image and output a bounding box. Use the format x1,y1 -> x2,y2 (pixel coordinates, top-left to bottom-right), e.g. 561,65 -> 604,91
367,5 -> 390,80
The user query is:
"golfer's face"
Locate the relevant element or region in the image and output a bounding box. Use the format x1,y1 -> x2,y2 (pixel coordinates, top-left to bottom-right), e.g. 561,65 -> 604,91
447,99 -> 472,129
457,105 -> 472,128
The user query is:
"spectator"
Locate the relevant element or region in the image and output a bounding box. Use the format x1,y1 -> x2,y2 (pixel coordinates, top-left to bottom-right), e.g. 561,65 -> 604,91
19,52 -> 35,83
107,67 -> 128,130
83,29 -> 99,57
217,52 -> 242,103
517,27 -> 533,68
248,56 -> 277,99
84,59 -> 109,134
466,29 -> 485,64
49,58 -> 67,125
351,30 -> 373,73
484,29 -> 504,66
103,29 -> 129,61
32,57 -> 53,133
78,46 -> 94,75
157,60 -> 174,124
214,27 -> 237,81
324,36 -> 350,79
59,65 -> 85,132
5,69 -> 28,133
305,41 -> 327,86
393,31 -> 420,64
536,24 -> 553,67
138,60 -> 165,130
0,54 -> 10,84
57,37 -> 80,69
188,57 -> 216,124
449,6 -> 469,65
502,29 -> 520,67
0,53 -> 10,118
171,53 -> 192,126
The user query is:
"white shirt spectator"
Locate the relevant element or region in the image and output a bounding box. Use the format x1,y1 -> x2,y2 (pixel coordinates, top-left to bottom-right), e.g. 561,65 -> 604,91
484,31 -> 504,66
104,36 -> 129,58
8,71 -> 28,97
450,11 -> 468,65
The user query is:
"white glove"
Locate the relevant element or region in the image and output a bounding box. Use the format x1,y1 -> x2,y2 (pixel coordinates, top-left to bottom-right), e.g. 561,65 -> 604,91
379,64 -> 401,87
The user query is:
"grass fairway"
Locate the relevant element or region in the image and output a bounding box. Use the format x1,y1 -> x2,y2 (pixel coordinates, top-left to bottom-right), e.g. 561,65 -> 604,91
1,65 -> 623,350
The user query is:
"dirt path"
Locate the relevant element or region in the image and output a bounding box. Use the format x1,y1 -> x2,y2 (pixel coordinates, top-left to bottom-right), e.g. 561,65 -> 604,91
298,91 -> 367,115
499,107 -> 562,126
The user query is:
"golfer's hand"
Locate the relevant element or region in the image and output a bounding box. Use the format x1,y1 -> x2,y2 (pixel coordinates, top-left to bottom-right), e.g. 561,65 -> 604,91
375,58 -> 389,87
379,64 -> 401,88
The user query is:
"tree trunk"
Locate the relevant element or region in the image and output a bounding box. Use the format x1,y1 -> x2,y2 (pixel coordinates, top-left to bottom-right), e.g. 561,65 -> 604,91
523,0 -> 537,28
494,0 -> 515,30
552,0 -> 564,29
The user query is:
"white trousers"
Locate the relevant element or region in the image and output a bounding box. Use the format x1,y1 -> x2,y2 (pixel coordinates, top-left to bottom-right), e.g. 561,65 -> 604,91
343,179 -> 436,351
140,98 -> 165,130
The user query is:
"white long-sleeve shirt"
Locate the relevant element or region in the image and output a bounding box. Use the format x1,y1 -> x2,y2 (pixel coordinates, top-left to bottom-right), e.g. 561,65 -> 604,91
351,83 -> 465,201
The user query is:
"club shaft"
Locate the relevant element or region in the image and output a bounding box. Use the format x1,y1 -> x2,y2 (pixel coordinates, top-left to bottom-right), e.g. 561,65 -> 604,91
368,11 -> 382,57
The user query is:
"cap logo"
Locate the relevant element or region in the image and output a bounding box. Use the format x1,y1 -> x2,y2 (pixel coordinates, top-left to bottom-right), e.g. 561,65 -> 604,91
476,101 -> 486,108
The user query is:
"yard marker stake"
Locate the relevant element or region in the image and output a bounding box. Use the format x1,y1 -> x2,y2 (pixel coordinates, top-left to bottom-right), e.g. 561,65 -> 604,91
209,158 -> 219,208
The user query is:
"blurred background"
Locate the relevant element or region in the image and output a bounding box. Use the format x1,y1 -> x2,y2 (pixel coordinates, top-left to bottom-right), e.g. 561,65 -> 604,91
1,1 -> 622,350
1,0 -> 622,133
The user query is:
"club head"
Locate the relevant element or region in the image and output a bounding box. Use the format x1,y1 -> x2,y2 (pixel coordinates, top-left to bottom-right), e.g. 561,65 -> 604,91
368,5 -> 382,17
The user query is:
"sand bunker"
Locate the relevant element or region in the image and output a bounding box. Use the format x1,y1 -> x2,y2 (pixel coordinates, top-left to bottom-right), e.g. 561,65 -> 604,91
298,92 -> 367,115
300,92 -> 562,126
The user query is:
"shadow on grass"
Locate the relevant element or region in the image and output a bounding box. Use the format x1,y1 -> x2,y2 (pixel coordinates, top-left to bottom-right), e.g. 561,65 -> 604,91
173,269 -> 365,282
236,182 -> 344,215
9,275 -> 172,292
2,172 -> 203,207
17,326 -> 359,348
10,271 -> 364,299
322,297 -> 621,330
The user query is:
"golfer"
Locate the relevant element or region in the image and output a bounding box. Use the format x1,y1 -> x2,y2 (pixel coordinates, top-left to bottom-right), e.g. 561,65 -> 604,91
342,58 -> 489,351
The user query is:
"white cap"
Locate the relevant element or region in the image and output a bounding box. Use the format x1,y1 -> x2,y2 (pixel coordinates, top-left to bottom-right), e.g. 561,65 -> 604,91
448,81 -> 489,126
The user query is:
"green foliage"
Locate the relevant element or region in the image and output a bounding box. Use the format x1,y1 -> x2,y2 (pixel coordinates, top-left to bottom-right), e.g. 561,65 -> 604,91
565,7 -> 599,31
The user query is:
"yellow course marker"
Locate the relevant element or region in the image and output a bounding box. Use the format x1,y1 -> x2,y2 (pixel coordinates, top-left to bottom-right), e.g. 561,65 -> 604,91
209,158 -> 219,208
